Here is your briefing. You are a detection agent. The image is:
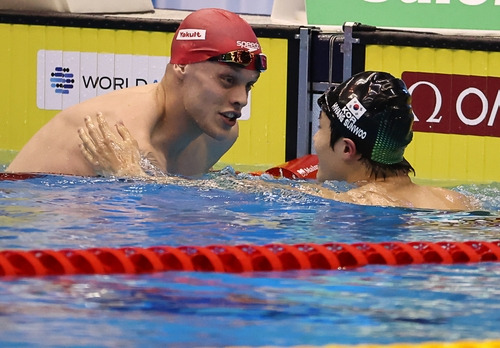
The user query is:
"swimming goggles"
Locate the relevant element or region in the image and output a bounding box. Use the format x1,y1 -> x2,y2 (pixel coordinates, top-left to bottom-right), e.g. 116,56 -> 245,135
318,85 -> 336,117
210,50 -> 267,72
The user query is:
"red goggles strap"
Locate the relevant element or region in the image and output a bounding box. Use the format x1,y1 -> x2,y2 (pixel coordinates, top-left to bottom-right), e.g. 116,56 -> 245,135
211,51 -> 267,72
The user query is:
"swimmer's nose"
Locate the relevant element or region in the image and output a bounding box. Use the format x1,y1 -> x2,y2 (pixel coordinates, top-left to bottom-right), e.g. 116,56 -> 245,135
312,131 -> 319,151
229,85 -> 249,109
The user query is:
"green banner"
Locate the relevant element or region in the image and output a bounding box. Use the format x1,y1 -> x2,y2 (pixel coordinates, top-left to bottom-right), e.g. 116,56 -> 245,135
306,0 -> 500,31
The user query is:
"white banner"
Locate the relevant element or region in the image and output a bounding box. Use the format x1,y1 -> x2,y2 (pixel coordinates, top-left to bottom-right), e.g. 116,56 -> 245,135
37,50 -> 168,110
36,49 -> 251,120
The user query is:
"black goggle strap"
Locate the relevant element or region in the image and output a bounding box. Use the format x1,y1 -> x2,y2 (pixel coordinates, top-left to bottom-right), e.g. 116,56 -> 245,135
318,86 -> 336,116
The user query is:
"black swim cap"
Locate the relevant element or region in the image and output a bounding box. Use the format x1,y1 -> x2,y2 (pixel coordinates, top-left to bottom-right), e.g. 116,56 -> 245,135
317,71 -> 414,164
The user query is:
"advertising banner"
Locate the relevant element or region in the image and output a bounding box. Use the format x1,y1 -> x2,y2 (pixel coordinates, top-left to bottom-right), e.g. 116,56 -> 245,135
403,72 -> 500,137
306,0 -> 500,31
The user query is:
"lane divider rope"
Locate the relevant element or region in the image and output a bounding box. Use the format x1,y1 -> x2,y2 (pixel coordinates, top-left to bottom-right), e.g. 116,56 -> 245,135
1,240 -> 499,277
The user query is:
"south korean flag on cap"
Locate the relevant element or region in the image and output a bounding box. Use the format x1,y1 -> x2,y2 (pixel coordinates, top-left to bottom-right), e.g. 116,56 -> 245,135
346,97 -> 367,120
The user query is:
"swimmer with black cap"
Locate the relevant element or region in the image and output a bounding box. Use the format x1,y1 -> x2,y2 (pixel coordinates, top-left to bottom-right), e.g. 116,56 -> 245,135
77,71 -> 477,210
313,71 -> 475,209
7,8 -> 266,177
315,70 -> 415,183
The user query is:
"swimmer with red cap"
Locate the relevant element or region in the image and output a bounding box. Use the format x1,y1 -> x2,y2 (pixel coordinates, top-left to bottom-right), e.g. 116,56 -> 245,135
7,8 -> 266,177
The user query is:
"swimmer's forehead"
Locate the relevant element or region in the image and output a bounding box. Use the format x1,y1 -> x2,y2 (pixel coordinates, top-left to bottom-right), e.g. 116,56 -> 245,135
208,61 -> 261,82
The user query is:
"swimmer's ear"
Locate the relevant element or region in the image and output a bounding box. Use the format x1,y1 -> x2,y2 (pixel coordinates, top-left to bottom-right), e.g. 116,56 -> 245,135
342,138 -> 359,159
172,64 -> 187,77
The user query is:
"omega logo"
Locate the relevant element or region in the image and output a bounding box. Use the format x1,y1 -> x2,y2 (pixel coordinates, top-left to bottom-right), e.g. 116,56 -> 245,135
402,72 -> 500,136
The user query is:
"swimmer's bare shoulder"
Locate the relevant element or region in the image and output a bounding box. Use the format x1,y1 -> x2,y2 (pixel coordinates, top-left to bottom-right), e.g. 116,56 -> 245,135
8,85 -> 157,175
426,186 -> 479,211
314,182 -> 477,210
388,184 -> 477,210
7,105 -> 93,174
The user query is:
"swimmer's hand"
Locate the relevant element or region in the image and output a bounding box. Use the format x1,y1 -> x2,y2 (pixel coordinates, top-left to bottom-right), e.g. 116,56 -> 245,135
78,113 -> 147,178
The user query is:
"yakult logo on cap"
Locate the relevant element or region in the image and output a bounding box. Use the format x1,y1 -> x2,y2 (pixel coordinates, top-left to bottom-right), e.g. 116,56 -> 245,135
177,29 -> 206,40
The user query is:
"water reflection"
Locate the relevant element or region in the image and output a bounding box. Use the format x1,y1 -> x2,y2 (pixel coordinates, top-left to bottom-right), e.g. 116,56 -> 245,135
1,172 -> 500,346
0,172 -> 499,250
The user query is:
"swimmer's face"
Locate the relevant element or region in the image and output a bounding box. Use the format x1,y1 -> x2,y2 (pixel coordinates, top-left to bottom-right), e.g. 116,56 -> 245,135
180,61 -> 260,141
313,111 -> 348,182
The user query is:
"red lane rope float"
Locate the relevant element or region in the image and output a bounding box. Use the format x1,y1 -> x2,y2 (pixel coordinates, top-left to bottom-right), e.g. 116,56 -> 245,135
1,241 -> 500,278
0,173 -> 44,181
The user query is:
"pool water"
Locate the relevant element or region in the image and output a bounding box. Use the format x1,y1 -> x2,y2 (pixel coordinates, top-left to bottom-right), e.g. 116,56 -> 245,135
0,171 -> 500,346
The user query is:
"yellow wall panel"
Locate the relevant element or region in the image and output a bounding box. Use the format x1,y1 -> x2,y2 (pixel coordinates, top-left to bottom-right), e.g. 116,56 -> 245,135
0,24 -> 13,148
149,31 -> 171,56
80,27 -> 98,52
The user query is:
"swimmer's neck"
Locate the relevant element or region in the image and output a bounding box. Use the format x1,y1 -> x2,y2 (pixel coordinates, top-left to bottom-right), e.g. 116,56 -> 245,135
151,79 -> 204,151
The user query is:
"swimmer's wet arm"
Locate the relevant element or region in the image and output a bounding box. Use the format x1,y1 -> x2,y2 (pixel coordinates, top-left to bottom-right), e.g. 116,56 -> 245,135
78,113 -> 149,178
77,114 -> 184,184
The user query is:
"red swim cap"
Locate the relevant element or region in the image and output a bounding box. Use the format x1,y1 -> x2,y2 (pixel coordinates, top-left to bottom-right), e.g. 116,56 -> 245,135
170,8 -> 265,71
